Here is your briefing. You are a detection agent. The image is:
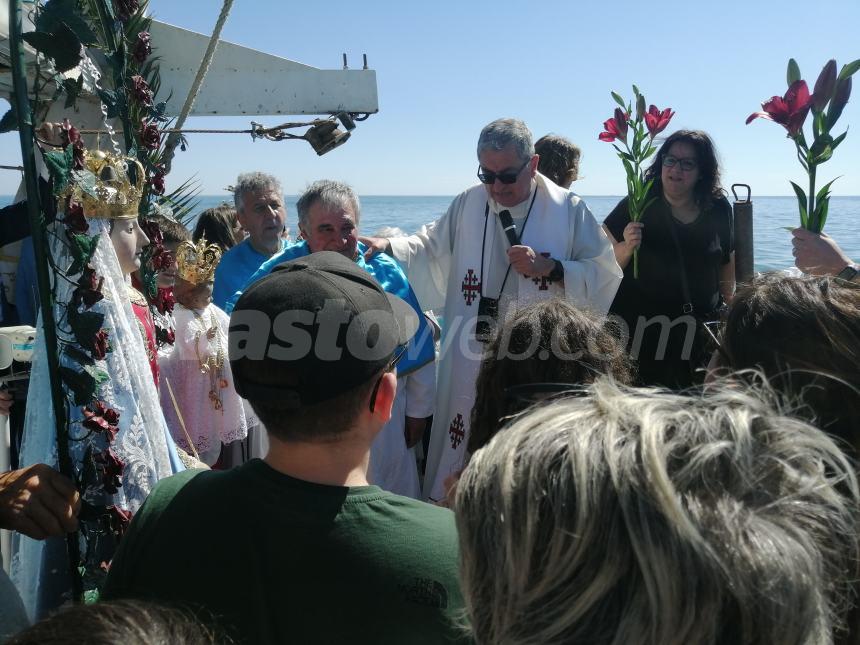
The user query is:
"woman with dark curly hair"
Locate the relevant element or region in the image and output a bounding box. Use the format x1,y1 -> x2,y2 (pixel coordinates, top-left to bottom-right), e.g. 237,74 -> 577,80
603,130 -> 735,389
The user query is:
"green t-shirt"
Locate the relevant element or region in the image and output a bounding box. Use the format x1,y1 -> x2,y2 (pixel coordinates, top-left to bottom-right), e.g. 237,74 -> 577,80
103,460 -> 469,644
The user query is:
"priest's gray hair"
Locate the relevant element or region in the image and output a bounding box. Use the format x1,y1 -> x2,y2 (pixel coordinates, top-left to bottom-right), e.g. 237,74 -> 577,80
477,118 -> 534,163
454,376 -> 860,645
296,179 -> 361,231
233,172 -> 283,212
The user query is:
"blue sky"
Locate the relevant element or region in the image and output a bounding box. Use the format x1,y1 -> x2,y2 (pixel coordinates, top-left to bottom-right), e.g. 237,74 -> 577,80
3,0 -> 860,197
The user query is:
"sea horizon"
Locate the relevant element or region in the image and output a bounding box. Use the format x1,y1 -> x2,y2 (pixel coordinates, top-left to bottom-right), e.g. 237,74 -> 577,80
2,194 -> 858,272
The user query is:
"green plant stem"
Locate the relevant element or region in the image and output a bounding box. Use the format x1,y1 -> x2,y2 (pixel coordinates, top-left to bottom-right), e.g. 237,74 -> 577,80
808,164 -> 817,232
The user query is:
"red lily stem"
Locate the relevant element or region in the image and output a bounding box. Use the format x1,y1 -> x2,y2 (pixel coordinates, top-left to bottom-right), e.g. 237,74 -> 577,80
808,164 -> 817,232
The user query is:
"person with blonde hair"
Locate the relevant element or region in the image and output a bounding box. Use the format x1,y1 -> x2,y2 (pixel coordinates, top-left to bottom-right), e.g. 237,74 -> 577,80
454,377 -> 860,645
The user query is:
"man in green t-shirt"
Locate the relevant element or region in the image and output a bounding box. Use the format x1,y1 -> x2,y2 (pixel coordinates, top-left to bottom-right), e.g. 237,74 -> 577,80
103,251 -> 467,644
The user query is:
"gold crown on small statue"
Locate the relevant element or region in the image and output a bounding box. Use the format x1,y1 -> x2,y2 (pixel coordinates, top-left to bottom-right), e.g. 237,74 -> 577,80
175,238 -> 222,285
65,150 -> 145,220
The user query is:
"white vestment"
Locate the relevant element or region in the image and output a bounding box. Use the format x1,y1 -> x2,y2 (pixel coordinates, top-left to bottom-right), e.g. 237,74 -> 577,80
368,359 -> 435,498
389,174 -> 622,501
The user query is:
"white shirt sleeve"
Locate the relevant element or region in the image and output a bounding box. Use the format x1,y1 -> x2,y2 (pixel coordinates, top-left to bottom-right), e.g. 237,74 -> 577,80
403,359 -> 436,419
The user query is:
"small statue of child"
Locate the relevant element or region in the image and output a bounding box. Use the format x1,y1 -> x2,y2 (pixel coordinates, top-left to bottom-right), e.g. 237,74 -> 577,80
159,239 -> 252,466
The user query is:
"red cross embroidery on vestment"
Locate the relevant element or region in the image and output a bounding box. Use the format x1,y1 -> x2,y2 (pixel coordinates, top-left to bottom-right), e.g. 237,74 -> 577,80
449,413 -> 465,449
461,269 -> 480,305
532,252 -> 553,291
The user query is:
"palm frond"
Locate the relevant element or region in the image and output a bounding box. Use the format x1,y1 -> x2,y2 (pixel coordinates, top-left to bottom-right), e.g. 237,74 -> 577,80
158,174 -> 201,227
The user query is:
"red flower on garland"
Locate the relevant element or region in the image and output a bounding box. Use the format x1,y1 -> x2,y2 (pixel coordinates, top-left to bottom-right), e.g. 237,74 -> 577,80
149,169 -> 166,195
73,266 -> 105,309
82,400 -> 120,441
90,329 -> 111,360
130,75 -> 153,107
152,287 -> 175,315
598,108 -> 629,142
644,105 -> 675,136
95,448 -> 124,494
139,121 -> 161,150
60,119 -> 85,170
132,32 -> 151,64
62,200 -> 88,234
745,79 -> 812,138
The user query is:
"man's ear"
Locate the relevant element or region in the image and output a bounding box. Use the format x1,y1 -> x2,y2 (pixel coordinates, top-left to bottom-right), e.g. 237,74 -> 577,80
529,154 -> 540,176
370,371 -> 397,423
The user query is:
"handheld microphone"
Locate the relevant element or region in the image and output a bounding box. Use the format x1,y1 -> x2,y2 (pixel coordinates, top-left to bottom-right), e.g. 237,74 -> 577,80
497,210 -> 519,247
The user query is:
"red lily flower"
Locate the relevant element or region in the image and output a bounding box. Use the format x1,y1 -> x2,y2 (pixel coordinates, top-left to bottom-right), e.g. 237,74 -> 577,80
746,79 -> 812,138
812,59 -> 837,112
644,105 -> 674,137
599,108 -> 629,142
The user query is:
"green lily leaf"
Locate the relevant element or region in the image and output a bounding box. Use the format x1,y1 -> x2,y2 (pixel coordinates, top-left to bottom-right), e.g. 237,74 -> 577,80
831,130 -> 848,151
810,133 -> 833,157
815,177 -> 840,202
43,146 -> 74,195
816,195 -> 830,231
632,84 -> 641,98
838,58 -> 860,81
611,91 -> 626,109
21,23 -> 83,73
68,233 -> 101,276
787,58 -> 801,85
789,181 -> 808,229
35,0 -> 99,45
0,107 -> 17,133
59,366 -> 97,406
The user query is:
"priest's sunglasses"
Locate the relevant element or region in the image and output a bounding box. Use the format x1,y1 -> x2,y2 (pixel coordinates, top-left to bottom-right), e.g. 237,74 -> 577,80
662,155 -> 698,172
369,344 -> 408,413
477,158 -> 530,185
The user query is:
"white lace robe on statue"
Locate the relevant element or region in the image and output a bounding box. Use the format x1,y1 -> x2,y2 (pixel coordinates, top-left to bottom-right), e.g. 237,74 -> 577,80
160,303 -> 251,465
11,219 -> 176,619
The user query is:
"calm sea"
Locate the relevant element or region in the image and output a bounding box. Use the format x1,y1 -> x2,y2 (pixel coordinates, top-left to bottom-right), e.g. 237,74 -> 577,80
2,194 -> 858,272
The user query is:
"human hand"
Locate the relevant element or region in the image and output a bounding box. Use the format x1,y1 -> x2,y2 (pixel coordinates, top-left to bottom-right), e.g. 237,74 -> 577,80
0,464 -> 81,540
791,228 -> 852,276
622,221 -> 644,252
360,236 -> 390,261
0,390 -> 12,416
507,245 -> 555,278
404,416 -> 427,449
434,469 -> 463,508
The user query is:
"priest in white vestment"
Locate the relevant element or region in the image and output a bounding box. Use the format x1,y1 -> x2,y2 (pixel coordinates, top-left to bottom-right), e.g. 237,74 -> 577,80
363,118 -> 622,501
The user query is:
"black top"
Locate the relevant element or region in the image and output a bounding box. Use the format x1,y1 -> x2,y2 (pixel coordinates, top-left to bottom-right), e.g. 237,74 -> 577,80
604,193 -> 733,388
604,193 -> 733,319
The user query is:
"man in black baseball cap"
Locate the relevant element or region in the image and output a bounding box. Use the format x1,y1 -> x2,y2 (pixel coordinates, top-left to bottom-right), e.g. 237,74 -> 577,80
103,251 -> 467,645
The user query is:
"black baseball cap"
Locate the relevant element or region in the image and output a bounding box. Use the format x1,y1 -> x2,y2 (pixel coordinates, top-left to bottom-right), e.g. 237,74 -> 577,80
229,251 -> 419,409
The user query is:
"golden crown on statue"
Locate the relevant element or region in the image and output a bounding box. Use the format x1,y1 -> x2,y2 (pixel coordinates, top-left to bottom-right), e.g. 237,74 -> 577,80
175,238 -> 222,285
65,150 -> 145,219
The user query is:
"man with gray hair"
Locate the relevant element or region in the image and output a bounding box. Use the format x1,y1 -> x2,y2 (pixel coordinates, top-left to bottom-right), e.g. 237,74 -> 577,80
226,180 -> 437,498
212,172 -> 287,310
362,117 -> 622,501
